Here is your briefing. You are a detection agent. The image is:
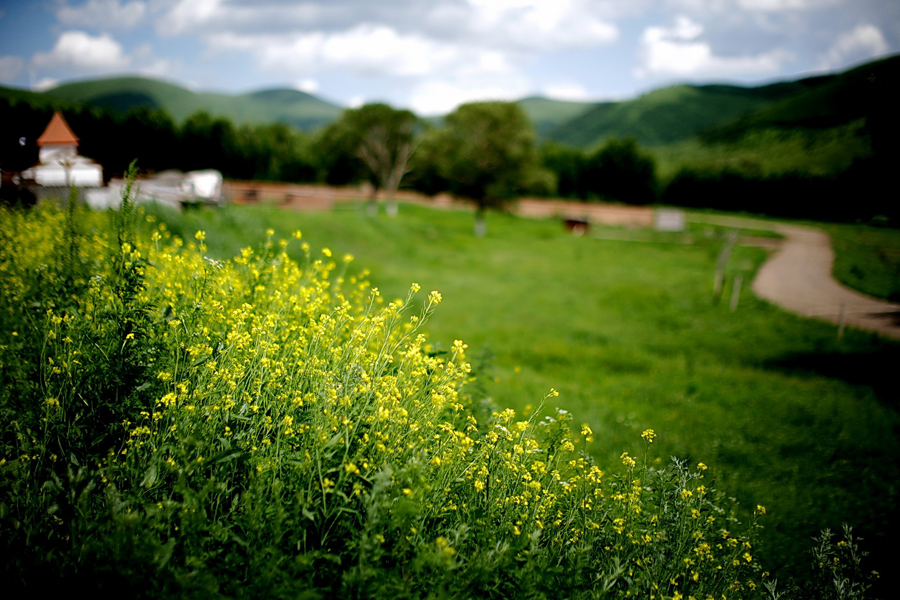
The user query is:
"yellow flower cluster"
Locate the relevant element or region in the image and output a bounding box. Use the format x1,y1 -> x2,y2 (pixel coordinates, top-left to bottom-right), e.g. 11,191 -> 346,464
0,205 -> 768,598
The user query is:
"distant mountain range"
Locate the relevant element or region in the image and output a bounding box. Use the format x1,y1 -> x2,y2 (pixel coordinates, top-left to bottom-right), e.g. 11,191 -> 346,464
1,54 -> 897,149
0,76 -> 344,132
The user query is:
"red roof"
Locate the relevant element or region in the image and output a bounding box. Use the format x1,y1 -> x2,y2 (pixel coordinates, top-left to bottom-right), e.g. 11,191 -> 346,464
37,111 -> 79,146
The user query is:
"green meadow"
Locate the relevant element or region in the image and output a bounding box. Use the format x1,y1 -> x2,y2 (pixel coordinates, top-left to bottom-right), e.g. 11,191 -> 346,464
824,222 -> 900,301
149,200 -> 900,587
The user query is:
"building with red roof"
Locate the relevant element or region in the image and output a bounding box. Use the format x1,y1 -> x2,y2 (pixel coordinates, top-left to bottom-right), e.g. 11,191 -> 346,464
22,111 -> 103,188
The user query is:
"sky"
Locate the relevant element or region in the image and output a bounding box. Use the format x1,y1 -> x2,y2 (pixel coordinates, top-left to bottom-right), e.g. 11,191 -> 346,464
0,0 -> 898,116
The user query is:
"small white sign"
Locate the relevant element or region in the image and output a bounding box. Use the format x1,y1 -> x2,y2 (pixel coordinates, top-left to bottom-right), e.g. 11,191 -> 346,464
655,209 -> 685,232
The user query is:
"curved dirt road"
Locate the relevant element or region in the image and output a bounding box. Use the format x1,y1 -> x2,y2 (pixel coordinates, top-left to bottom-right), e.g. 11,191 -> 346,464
692,215 -> 900,340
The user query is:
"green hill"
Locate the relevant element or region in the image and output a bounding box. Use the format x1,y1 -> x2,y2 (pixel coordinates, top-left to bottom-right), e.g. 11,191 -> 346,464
701,54 -> 900,142
516,96 -> 597,138
241,88 -> 345,130
548,55 -> 900,150
649,55 -> 900,179
0,84 -> 77,110
547,81 -> 817,148
37,76 -> 344,132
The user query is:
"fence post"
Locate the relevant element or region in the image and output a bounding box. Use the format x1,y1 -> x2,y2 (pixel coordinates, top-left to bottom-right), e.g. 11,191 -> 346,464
730,275 -> 743,312
837,303 -> 846,339
714,229 -> 738,301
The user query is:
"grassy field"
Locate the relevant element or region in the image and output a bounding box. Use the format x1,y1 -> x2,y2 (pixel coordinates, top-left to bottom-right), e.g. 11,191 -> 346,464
148,200 -> 899,588
823,222 -> 900,301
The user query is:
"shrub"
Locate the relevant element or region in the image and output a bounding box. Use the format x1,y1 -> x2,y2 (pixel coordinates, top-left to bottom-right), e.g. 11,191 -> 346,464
1,193 -> 771,598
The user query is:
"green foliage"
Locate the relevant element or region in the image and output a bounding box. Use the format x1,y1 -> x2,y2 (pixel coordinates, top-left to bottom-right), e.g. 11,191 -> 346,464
701,55 -> 900,147
583,138 -> 658,205
764,526 -> 882,600
438,101 -> 543,205
651,121 -> 873,182
539,141 -> 589,199
0,201 -> 784,598
234,122 -> 319,182
406,127 -> 451,197
537,138 -> 659,204
141,203 -> 900,597
823,223 -> 900,301
661,159 -> 895,224
0,98 -> 320,183
319,104 -> 419,210
548,84 -> 802,148
314,117 -> 368,186
179,111 -> 241,173
516,96 -> 596,138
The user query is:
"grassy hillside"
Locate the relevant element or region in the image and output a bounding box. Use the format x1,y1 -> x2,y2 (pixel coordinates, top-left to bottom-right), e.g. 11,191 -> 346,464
548,81 -> 813,148
516,96 -> 597,138
0,85 -> 69,109
824,222 -> 900,301
39,76 -> 343,131
651,55 -> 900,179
546,54 -> 899,152
147,201 -> 900,591
703,54 -> 900,142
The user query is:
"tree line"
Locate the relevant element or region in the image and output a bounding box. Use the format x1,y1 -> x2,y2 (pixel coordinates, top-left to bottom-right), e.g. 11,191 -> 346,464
0,97 -> 656,201
0,98 -> 318,184
2,95 -> 895,226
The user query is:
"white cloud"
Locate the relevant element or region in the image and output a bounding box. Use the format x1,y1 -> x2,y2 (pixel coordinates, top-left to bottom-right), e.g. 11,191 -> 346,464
666,0 -> 841,12
151,1 -> 622,112
314,26 -> 462,77
466,0 -> 619,50
407,73 -> 531,115
0,55 -> 25,83
32,31 -> 130,71
736,0 -> 841,11
136,58 -> 172,78
57,0 -> 147,30
158,0 -> 618,51
208,25 -> 504,80
158,0 -> 619,87
542,82 -> 592,101
663,0 -> 731,12
294,79 -> 319,94
33,77 -> 60,91
636,16 -> 790,78
158,0 -> 225,35
819,24 -> 889,69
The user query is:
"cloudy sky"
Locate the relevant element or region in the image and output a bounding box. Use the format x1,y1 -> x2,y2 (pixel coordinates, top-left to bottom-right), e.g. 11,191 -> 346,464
0,0 -> 897,115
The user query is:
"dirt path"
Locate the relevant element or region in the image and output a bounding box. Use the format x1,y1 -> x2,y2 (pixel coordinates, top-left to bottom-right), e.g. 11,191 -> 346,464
691,215 -> 900,340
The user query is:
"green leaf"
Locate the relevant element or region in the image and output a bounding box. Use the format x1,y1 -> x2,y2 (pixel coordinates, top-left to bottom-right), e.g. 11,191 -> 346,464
141,462 -> 158,488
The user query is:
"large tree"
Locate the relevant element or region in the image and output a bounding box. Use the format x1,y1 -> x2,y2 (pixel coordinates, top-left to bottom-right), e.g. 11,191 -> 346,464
438,101 -> 544,236
322,103 -> 418,216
